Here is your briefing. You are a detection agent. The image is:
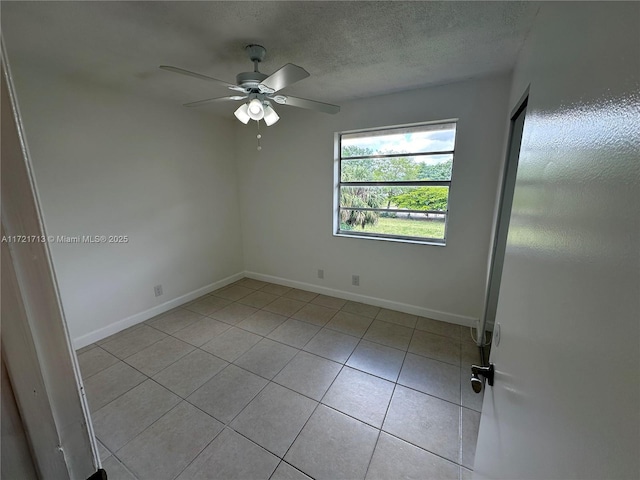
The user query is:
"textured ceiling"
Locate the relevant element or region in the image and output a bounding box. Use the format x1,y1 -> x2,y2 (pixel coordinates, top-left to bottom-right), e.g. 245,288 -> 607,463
2,1 -> 540,115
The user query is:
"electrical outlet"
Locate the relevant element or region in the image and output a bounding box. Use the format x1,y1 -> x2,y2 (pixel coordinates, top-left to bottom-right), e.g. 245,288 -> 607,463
154,284 -> 163,297
352,275 -> 360,286
317,269 -> 324,279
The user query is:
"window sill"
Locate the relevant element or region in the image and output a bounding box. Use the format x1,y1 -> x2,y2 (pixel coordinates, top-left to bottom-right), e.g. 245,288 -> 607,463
334,231 -> 446,246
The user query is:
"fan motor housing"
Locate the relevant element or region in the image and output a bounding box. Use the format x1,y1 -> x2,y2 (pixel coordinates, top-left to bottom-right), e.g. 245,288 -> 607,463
236,71 -> 268,90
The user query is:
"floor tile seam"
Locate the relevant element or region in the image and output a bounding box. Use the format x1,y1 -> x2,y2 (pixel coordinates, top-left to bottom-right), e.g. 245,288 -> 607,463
121,322 -> 464,406
364,345 -> 411,478
318,400 -> 387,431
342,337 -> 366,373
220,318 -> 274,337
318,321 -> 369,340
210,293 -> 251,302
229,340 -> 303,381
205,364 -> 275,425
295,401 -> 382,480
257,284 -> 290,293
97,437 -> 116,462
279,361 -> 349,466
76,344 -> 99,355
89,366 -> 150,416
96,322 -> 146,346
360,331 -> 412,352
362,332 -> 411,352
267,460 -> 312,480
337,302 -> 379,319
370,316 -> 418,331
414,323 -> 465,340
108,452 -> 141,480
404,350 -> 466,371
169,424 -> 232,480
211,314 -> 259,328
182,304 -> 227,316
263,324 -> 323,350
360,319 -> 396,348
299,344 -> 352,365
378,427 -> 465,468
245,329 -> 315,355
184,343 -> 236,367
392,380 -> 466,409
141,301 -> 469,346
164,315 -> 266,346
93,362 -> 212,424
199,304 -> 242,318
77,345 -> 119,380
289,313 -> 333,329
121,342 -> 197,377
236,298 -> 280,310
270,374 -> 332,404
342,337 -> 402,383
399,357 -> 472,407
362,427 -> 383,479
226,420 -> 300,461
217,425 -> 283,474
110,397 -> 186,473
407,346 -> 463,367
154,306 -> 220,327
101,330 -> 169,360
461,343 -> 483,365
374,314 -> 418,330
150,351 -> 230,397
421,327 -> 468,343
354,336 -> 408,358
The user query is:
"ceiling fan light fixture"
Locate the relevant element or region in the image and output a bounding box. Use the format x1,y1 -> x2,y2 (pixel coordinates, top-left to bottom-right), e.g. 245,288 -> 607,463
263,104 -> 280,126
247,98 -> 264,121
234,103 -> 251,124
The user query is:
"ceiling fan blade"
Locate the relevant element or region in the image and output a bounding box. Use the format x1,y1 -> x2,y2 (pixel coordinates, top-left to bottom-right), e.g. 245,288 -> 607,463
259,63 -> 310,93
183,96 -> 247,108
273,94 -> 340,114
159,65 -> 246,92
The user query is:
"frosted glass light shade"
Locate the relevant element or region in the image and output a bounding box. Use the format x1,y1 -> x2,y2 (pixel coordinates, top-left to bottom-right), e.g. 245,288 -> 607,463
247,99 -> 264,120
234,103 -> 250,124
263,104 -> 280,126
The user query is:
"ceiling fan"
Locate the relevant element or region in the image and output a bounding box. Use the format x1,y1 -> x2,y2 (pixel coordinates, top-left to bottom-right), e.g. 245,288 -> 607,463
160,44 -> 340,127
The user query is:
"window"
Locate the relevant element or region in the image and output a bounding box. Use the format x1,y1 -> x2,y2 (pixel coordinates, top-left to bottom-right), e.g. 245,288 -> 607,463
336,121 -> 457,244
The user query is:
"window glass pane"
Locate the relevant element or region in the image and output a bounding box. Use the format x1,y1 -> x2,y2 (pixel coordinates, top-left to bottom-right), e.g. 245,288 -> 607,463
341,123 -> 456,158
340,186 -> 449,212
339,209 -> 446,240
341,155 -> 453,182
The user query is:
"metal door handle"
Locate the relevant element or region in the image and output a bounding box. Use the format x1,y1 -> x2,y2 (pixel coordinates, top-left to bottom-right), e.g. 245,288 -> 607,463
470,363 -> 494,393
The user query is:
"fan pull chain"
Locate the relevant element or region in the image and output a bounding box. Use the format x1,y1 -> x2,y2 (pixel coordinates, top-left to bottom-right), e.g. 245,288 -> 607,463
256,120 -> 262,151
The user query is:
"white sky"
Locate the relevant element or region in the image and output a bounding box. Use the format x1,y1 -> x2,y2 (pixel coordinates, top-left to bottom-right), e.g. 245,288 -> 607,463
342,127 -> 456,165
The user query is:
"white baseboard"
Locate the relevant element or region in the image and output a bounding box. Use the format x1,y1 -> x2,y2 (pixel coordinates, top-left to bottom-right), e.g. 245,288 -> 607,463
245,271 -> 479,328
72,271 -> 244,349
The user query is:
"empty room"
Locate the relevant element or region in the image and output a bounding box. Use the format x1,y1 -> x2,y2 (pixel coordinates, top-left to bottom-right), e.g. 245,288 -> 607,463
1,2 -> 638,480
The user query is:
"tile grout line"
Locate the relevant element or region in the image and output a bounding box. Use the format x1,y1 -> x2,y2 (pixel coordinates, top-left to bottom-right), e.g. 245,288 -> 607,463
277,360 -> 350,475
83,279 -> 478,478
87,323 -> 469,423
362,326 -> 413,479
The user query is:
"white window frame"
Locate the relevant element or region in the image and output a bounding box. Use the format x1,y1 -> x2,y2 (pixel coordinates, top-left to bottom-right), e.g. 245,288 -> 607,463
333,120 -> 457,246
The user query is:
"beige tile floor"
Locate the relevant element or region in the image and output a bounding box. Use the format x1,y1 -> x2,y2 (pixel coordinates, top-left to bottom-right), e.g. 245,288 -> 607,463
77,278 -> 484,480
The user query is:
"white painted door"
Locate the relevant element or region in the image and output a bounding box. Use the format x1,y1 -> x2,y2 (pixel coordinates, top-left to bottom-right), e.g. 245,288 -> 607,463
473,3 -> 639,479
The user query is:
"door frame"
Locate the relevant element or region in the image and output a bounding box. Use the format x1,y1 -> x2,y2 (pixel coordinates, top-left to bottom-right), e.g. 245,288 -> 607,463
478,88 -> 529,345
1,39 -> 98,479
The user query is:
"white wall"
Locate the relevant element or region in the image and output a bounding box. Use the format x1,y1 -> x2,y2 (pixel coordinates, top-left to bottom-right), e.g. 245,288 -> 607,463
236,75 -> 511,325
7,65 -> 245,346
474,2 -> 640,478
